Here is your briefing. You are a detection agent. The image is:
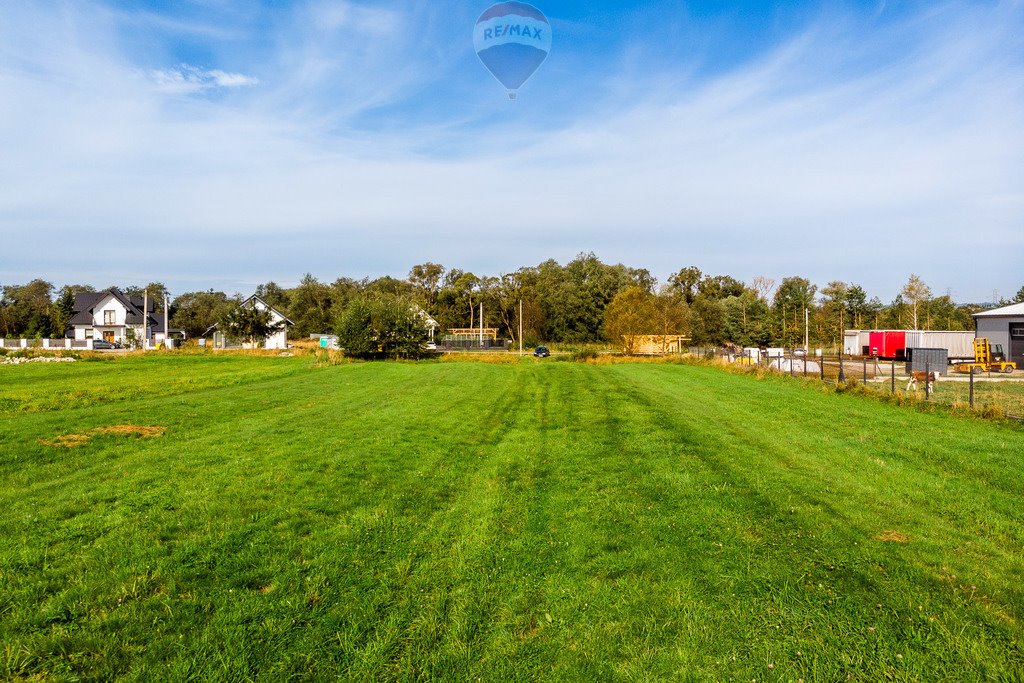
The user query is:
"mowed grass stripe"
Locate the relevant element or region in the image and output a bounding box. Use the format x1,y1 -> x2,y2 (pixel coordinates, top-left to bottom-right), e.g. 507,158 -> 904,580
0,353 -> 313,416
611,364 -> 1024,574
0,357 -> 1022,681
1,361 -> 549,680
597,364 -> 1024,670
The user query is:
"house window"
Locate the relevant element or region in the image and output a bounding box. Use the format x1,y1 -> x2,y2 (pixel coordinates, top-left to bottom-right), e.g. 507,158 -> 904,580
103,310 -> 116,325
1011,325 -> 1024,339
85,329 -> 94,340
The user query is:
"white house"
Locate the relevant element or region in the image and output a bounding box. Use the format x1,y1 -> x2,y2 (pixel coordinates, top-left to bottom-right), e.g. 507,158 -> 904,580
210,295 -> 293,350
413,305 -> 440,342
69,289 -> 174,346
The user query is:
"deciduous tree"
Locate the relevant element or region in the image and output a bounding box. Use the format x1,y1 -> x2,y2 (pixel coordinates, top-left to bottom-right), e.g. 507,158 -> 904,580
690,297 -> 727,346
697,274 -> 746,300
408,263 -> 445,308
900,274 -> 932,330
603,287 -> 657,354
668,266 -> 702,304
336,295 -> 430,360
219,303 -> 285,350
0,280 -> 56,337
723,293 -> 769,347
170,290 -> 236,339
254,282 -> 289,312
750,276 -> 776,303
773,277 -> 817,347
287,274 -> 333,338
124,283 -> 170,312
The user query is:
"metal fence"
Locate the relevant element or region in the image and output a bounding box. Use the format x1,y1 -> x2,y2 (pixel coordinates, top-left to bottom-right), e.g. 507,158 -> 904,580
434,339 -> 511,352
692,347 -> 1024,420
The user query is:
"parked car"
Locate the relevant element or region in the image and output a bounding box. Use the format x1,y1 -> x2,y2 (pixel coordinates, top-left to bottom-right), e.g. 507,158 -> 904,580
92,340 -> 121,350
534,345 -> 550,358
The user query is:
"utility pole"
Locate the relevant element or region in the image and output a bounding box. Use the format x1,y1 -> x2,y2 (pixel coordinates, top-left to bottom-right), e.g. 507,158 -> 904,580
142,289 -> 148,351
839,308 -> 844,355
164,293 -> 169,349
519,299 -> 523,355
479,302 -> 484,348
804,308 -> 809,353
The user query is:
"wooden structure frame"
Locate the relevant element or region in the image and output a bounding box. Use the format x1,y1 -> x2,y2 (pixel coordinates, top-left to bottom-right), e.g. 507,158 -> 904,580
446,328 -> 499,341
622,335 -> 689,355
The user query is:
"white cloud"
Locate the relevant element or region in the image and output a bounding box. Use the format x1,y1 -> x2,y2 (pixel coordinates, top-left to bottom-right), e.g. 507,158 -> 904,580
0,1 -> 1021,301
149,64 -> 259,93
306,0 -> 401,35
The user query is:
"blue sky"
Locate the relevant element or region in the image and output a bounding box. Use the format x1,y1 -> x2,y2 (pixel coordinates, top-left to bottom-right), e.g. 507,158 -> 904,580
1,0 -> 1021,303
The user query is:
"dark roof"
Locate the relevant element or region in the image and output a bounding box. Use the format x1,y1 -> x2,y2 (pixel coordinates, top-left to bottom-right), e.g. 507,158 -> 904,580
70,288 -> 167,332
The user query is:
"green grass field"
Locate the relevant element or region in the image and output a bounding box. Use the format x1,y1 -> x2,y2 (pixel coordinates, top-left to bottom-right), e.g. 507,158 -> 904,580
930,379 -> 1024,417
1,355 -> 1022,681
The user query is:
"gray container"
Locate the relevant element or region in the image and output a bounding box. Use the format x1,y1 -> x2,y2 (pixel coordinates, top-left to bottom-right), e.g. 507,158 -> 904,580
905,348 -> 948,376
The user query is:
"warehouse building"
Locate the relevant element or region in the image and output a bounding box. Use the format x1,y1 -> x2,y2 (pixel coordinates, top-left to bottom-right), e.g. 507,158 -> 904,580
974,302 -> 1024,368
842,329 -> 975,360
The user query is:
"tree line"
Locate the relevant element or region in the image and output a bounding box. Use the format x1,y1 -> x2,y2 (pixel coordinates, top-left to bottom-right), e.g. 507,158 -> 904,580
2,254 -> 1022,349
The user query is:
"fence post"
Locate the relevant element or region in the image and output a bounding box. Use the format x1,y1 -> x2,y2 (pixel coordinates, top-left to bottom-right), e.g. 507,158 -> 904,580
925,358 -> 930,400
890,362 -> 895,394
969,368 -> 975,409
862,358 -> 867,384
820,353 -> 825,381
838,348 -> 845,383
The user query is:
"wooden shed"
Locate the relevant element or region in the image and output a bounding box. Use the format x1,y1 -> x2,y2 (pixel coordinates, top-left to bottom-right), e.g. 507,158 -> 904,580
622,335 -> 689,355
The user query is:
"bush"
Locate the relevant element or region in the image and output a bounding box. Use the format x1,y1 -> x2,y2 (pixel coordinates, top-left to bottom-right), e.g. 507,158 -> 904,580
336,295 -> 431,360
571,348 -> 599,362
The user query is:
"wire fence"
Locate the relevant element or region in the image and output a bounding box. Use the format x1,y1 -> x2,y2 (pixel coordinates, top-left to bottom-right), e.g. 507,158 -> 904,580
689,346 -> 1024,421
434,339 -> 511,352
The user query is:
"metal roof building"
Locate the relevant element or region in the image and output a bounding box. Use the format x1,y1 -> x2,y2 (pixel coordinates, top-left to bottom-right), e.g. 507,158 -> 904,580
973,302 -> 1024,368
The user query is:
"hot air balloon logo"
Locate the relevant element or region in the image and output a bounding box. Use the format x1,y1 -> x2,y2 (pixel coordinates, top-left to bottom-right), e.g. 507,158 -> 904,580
474,2 -> 551,99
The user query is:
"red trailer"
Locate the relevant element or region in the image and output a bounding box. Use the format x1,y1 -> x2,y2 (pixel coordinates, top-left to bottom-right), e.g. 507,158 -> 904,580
867,331 -> 907,359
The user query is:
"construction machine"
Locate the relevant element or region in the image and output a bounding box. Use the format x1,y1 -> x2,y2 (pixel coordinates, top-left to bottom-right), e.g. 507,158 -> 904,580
953,338 -> 1016,374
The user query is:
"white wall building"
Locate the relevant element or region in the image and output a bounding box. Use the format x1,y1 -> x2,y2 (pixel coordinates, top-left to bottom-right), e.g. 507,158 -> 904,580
210,295 -> 293,350
974,303 -> 1024,368
69,289 -> 171,346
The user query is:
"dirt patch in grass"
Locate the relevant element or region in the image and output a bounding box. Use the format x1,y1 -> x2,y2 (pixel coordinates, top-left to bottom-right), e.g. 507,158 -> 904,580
875,530 -> 910,543
40,425 -> 166,448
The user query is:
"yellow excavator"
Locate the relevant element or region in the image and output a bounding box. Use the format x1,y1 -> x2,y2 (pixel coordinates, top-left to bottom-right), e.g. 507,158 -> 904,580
954,338 -> 1016,374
